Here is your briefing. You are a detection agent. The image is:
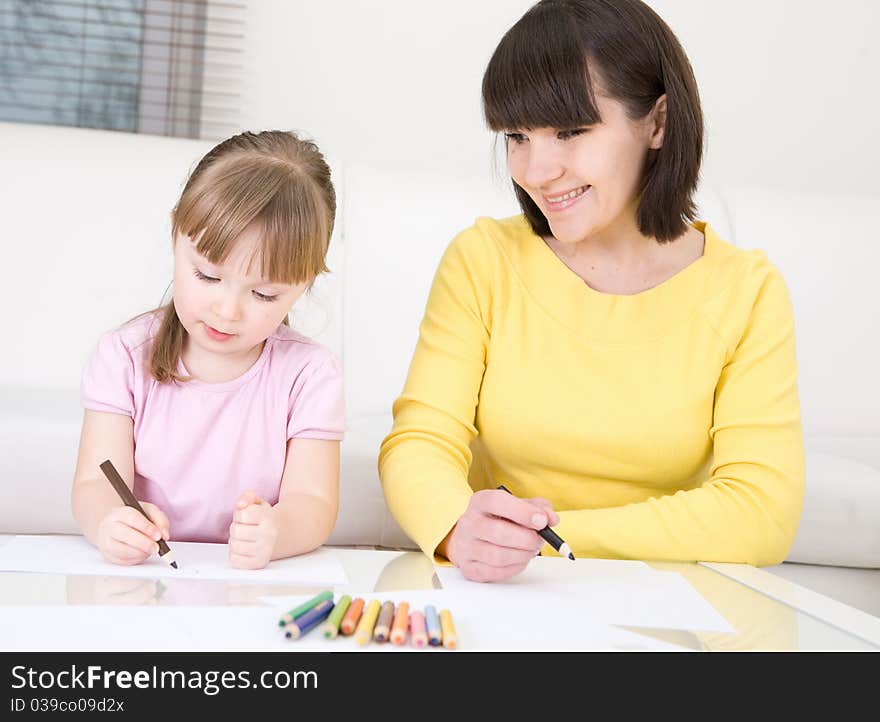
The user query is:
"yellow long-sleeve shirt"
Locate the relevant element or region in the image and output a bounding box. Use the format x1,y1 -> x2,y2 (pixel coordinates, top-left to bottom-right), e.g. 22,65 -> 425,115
378,215 -> 805,566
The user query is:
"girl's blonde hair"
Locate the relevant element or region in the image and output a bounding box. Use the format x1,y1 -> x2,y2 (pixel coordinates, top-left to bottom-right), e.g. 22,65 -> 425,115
149,130 -> 336,383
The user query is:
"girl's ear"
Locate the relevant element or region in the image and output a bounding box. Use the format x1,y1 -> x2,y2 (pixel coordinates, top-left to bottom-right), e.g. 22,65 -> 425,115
648,94 -> 667,150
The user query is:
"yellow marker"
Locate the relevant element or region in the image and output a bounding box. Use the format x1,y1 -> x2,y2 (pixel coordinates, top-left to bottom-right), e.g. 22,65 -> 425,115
439,609 -> 457,650
354,599 -> 381,646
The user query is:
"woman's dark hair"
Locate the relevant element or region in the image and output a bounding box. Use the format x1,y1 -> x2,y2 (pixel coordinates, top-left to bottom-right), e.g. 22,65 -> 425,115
482,0 -> 703,243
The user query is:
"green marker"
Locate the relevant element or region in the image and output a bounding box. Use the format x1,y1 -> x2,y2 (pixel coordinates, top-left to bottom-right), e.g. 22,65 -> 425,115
320,595 -> 352,639
277,590 -> 334,627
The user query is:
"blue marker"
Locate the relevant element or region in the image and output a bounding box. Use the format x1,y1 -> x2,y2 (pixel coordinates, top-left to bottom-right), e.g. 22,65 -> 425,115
285,599 -> 334,640
425,604 -> 442,647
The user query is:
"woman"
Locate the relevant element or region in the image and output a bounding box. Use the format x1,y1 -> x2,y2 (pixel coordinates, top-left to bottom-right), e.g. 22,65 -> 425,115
379,0 -> 804,582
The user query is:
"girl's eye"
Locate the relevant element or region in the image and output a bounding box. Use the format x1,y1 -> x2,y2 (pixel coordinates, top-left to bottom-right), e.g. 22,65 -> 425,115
252,291 -> 278,303
557,128 -> 589,140
194,268 -> 219,282
504,132 -> 527,145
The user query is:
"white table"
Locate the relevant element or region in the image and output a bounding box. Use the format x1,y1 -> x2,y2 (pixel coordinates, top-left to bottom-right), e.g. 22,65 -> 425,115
1,535 -> 878,651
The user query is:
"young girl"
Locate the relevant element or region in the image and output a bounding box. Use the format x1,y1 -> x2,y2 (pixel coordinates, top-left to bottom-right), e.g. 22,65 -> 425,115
72,130 -> 344,570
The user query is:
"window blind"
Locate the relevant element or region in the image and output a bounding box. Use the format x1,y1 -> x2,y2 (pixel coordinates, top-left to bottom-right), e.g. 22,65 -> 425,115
0,0 -> 245,139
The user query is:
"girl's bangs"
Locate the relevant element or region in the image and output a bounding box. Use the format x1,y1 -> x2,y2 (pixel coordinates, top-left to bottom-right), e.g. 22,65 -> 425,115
174,161 -> 329,285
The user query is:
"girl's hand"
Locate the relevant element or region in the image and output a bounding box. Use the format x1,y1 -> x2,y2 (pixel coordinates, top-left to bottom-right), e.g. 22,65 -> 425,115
95,502 -> 170,566
228,491 -> 278,570
444,489 -> 560,583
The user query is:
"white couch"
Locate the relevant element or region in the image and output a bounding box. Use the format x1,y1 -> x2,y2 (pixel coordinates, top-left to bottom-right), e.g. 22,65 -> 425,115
1,123 -> 878,615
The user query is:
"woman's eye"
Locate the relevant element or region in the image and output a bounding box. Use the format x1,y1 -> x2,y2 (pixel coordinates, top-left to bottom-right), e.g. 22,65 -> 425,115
504,132 -> 527,144
193,268 -> 219,282
252,291 -> 277,303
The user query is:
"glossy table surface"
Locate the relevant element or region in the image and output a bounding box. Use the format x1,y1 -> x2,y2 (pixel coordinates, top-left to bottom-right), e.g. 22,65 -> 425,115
1,536 -> 878,651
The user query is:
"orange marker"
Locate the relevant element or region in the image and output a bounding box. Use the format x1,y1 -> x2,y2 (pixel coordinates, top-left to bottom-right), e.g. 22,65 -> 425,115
440,609 -> 457,650
409,611 -> 428,648
390,601 -> 410,645
339,597 -> 364,635
340,597 -> 365,636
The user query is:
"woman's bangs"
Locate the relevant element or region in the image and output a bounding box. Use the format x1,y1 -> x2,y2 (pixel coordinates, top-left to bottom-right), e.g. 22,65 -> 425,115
483,13 -> 600,131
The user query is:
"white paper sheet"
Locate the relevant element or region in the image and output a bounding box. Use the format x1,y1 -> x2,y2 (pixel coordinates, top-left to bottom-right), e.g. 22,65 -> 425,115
0,535 -> 347,586
436,557 -> 733,633
259,590 -> 689,651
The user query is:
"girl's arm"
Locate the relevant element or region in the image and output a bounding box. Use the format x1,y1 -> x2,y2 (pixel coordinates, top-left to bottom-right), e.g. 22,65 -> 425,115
71,409 -> 137,544
229,438 -> 339,567
71,409 -> 169,561
270,437 -> 340,559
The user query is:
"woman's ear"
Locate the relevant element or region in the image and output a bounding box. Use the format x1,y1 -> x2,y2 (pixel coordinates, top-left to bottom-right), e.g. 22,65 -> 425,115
648,94 -> 667,150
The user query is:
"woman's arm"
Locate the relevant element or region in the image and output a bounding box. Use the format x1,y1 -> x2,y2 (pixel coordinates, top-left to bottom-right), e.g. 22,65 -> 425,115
379,230 -> 491,559
550,267 -> 805,566
377,224 -> 557,574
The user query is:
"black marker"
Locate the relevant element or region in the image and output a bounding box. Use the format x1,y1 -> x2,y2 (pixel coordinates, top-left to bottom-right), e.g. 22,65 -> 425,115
497,484 -> 575,561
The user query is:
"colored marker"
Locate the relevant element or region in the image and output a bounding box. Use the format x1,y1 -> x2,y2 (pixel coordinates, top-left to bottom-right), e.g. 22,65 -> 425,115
340,597 -> 365,635
497,484 -> 574,560
373,601 -> 395,643
440,609 -> 457,650
277,590 -> 333,627
284,599 -> 334,640
409,611 -> 428,648
99,460 -> 178,569
425,605 -> 442,647
321,594 -> 351,639
390,601 -> 410,645
355,599 -> 381,646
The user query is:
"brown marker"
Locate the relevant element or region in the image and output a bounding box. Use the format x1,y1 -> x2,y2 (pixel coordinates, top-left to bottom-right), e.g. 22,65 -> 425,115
372,601 -> 395,642
99,459 -> 178,569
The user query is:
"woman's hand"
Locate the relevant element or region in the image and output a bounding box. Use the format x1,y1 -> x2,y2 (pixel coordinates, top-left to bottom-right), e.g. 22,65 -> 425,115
95,502 -> 170,566
228,491 -> 279,570
443,489 -> 560,582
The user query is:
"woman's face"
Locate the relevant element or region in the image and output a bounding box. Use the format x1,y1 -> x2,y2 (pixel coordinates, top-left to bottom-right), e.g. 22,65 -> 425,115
506,91 -> 664,244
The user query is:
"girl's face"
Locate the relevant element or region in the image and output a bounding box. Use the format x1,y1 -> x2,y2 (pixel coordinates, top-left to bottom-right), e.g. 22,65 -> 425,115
172,224 -> 309,360
505,91 -> 665,245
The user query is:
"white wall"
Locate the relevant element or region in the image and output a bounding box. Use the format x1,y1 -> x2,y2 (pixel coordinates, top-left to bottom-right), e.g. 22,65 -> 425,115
240,0 -> 530,178
240,0 -> 880,195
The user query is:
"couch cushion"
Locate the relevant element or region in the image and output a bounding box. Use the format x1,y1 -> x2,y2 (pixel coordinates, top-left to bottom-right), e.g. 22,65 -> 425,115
341,165 -> 521,420
786,449 -> 880,568
719,185 -> 880,438
327,413 -> 414,549
0,389 -> 412,549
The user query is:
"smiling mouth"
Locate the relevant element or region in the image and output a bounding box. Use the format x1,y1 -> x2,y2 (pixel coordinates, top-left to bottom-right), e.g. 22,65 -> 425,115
545,185 -> 591,203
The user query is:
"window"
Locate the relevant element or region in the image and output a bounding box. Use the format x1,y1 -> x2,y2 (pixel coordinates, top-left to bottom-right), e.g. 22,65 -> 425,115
0,0 -> 245,139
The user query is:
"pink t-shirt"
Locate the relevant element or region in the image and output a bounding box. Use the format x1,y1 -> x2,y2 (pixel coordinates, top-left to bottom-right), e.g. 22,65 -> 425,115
81,313 -> 345,543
